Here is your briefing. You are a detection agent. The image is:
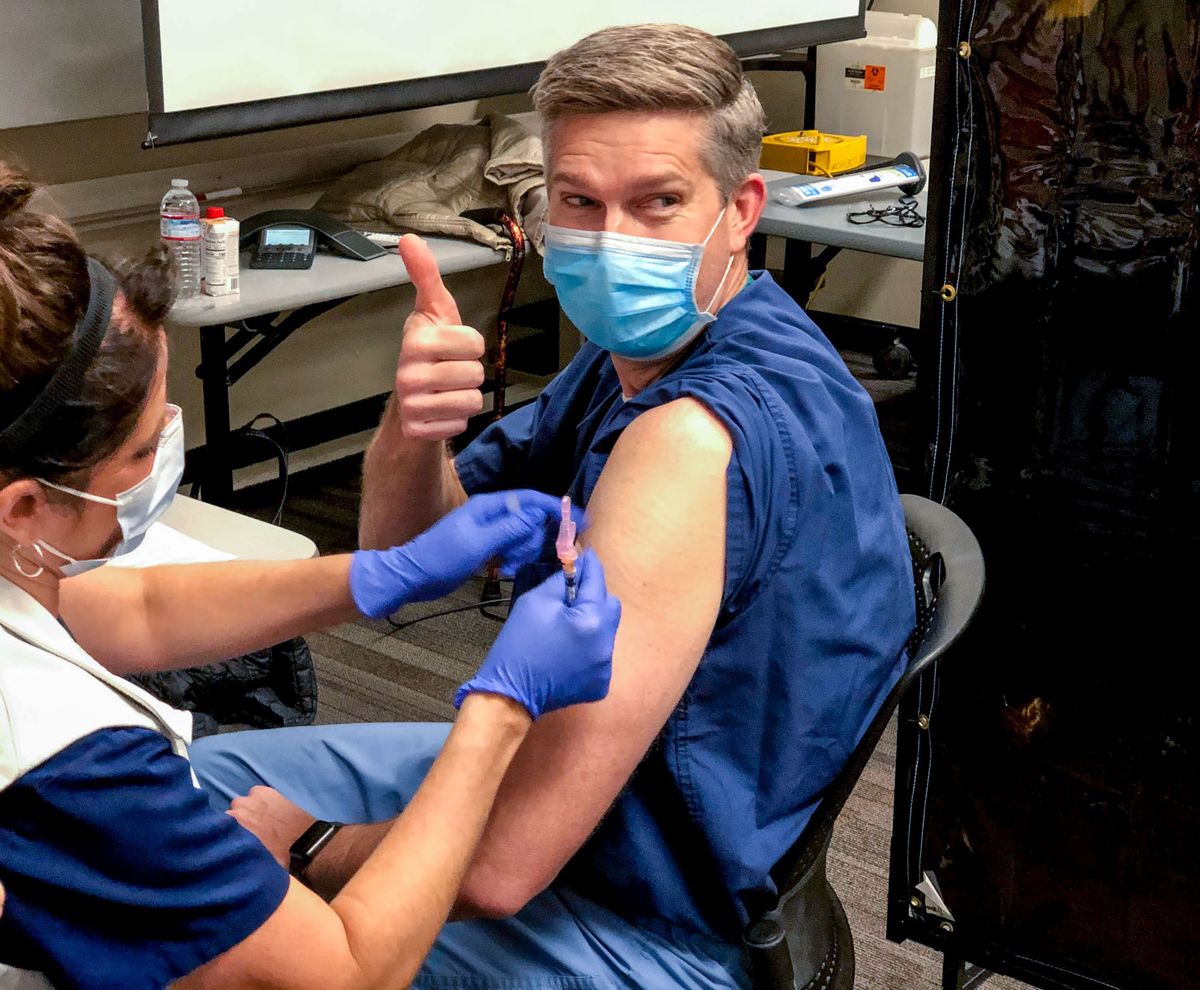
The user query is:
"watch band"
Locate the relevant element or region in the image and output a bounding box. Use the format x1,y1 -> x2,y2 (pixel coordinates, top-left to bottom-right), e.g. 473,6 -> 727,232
288,819 -> 343,882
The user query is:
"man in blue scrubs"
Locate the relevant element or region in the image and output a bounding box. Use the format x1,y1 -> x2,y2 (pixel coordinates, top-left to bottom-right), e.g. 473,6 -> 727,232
194,22 -> 915,989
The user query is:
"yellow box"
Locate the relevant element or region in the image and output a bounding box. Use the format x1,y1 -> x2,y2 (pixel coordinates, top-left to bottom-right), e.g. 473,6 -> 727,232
759,130 -> 868,176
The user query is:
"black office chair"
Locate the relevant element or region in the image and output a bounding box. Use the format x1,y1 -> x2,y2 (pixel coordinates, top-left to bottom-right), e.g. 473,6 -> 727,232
742,494 -> 985,990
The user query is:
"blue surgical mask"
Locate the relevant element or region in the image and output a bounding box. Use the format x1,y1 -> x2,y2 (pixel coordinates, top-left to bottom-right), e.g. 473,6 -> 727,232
36,404 -> 185,576
543,209 -> 735,362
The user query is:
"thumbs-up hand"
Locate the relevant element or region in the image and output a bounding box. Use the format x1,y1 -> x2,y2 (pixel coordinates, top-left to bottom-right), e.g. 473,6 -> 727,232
393,234 -> 487,441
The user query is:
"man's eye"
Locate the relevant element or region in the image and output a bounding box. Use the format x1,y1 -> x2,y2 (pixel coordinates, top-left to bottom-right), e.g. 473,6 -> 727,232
650,195 -> 680,209
564,195 -> 598,208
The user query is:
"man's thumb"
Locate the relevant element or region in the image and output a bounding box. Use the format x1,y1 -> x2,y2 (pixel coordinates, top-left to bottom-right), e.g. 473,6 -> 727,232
399,233 -> 462,324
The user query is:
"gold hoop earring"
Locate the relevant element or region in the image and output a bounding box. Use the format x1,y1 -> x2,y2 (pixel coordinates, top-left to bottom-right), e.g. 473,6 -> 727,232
12,543 -> 46,579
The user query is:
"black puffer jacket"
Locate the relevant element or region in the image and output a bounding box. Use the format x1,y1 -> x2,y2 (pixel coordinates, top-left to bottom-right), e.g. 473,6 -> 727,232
127,637 -> 317,738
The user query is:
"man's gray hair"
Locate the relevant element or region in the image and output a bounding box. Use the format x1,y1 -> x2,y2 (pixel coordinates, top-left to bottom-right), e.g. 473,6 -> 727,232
531,24 -> 767,200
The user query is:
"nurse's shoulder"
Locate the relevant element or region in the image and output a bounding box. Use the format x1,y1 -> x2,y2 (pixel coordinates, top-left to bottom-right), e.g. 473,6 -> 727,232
0,590 -> 188,789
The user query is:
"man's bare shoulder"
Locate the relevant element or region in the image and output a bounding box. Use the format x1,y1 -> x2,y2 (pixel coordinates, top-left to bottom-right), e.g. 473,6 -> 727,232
586,396 -> 731,578
613,396 -> 732,464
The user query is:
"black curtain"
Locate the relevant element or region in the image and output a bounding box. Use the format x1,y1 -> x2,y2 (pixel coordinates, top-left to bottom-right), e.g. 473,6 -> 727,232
895,2 -> 1200,987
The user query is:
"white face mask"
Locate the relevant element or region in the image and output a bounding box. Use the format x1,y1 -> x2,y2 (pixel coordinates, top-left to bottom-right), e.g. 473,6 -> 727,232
36,404 -> 185,576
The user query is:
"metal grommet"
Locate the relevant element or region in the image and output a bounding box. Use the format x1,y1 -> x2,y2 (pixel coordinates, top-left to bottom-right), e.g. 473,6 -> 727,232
917,714 -> 931,730
958,41 -> 972,59
940,921 -> 955,935
940,283 -> 958,302
910,895 -> 923,910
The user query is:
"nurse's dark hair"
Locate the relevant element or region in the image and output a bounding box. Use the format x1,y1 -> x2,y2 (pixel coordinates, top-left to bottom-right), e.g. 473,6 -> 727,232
532,23 -> 767,200
0,160 -> 174,490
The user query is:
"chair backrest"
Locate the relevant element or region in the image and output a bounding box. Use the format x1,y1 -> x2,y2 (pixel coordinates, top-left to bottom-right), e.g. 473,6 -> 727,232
743,495 -> 985,987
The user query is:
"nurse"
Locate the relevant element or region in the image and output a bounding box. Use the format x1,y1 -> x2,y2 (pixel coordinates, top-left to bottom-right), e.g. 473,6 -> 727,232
0,165 -> 620,989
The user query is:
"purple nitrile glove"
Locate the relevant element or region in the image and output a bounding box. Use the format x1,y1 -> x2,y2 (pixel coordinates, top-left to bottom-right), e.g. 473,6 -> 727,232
349,489 -> 584,619
455,549 -> 619,719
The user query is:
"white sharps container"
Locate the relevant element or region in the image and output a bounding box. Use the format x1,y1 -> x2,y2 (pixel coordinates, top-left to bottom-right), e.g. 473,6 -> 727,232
814,11 -> 938,159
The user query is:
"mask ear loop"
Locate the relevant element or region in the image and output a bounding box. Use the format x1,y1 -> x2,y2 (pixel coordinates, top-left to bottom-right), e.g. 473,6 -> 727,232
701,254 -> 737,314
698,206 -> 737,314
12,543 -> 46,579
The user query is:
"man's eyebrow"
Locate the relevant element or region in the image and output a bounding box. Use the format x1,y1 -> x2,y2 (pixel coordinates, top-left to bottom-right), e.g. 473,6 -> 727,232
549,171 -> 593,189
627,172 -> 691,193
550,171 -> 691,192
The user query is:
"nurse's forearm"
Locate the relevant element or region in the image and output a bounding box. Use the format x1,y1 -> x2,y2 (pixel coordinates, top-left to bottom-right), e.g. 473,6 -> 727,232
63,557 -> 360,674
306,818 -> 492,913
359,397 -> 467,550
329,694 -> 529,985
179,694 -> 531,990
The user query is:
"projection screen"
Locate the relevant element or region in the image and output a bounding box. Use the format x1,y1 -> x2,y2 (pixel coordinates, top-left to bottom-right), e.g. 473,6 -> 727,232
141,0 -> 864,146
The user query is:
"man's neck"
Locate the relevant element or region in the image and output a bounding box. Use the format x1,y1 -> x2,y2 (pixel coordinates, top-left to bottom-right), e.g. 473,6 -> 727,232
611,254 -> 750,398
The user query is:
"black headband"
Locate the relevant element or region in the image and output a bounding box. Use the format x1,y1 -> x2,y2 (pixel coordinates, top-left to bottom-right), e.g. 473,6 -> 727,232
0,258 -> 114,451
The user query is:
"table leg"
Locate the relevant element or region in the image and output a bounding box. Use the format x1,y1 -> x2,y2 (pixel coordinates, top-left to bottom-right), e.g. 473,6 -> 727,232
198,324 -> 235,506
782,238 -> 816,300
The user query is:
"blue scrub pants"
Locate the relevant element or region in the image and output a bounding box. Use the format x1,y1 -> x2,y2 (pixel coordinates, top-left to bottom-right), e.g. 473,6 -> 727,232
189,723 -> 749,990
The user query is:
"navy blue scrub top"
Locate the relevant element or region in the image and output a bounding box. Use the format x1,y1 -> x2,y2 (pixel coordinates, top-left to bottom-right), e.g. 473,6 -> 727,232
0,726 -> 288,989
456,271 -> 916,939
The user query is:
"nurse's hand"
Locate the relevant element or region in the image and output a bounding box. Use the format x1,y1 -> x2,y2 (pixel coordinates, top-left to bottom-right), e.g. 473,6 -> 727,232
455,549 -> 619,720
349,489 -> 583,618
393,234 -> 486,441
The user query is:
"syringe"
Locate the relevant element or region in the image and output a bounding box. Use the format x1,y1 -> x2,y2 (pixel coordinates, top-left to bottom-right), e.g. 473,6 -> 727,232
556,495 -> 578,604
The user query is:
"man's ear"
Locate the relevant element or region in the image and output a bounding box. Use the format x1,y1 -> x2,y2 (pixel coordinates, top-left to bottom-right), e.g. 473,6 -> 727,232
728,173 -> 767,254
0,477 -> 52,546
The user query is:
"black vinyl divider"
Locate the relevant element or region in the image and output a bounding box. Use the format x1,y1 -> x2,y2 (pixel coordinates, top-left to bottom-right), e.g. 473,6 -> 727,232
890,0 -> 1200,987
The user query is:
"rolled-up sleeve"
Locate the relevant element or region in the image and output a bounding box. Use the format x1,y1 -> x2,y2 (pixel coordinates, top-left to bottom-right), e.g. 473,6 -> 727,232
455,401 -> 540,495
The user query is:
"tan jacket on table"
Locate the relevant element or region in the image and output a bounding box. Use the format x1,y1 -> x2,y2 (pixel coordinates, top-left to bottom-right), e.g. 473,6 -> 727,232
315,113 -> 546,258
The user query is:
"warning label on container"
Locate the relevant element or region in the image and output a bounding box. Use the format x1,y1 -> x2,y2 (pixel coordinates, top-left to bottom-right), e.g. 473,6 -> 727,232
845,63 -> 887,92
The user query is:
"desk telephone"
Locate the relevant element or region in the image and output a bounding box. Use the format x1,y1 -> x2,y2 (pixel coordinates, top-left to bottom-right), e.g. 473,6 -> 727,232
239,209 -> 388,270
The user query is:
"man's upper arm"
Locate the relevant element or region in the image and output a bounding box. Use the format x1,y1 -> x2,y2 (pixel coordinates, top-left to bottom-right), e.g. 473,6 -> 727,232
459,397 -> 732,914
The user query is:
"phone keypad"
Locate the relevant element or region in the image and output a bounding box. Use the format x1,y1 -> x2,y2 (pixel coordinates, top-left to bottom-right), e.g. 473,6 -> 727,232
251,245 -> 315,270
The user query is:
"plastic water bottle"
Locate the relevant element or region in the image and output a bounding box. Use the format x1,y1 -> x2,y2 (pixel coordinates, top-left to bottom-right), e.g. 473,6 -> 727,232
160,178 -> 202,299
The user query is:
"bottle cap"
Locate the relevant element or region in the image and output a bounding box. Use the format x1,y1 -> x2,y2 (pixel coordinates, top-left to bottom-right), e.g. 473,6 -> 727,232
171,178 -> 188,188
205,206 -> 225,219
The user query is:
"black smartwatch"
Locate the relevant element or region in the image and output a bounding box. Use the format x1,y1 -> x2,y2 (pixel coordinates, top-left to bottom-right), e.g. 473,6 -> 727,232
288,820 -> 343,883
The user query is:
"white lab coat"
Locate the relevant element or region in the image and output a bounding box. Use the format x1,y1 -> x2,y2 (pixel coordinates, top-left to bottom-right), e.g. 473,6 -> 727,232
0,577 -> 193,989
